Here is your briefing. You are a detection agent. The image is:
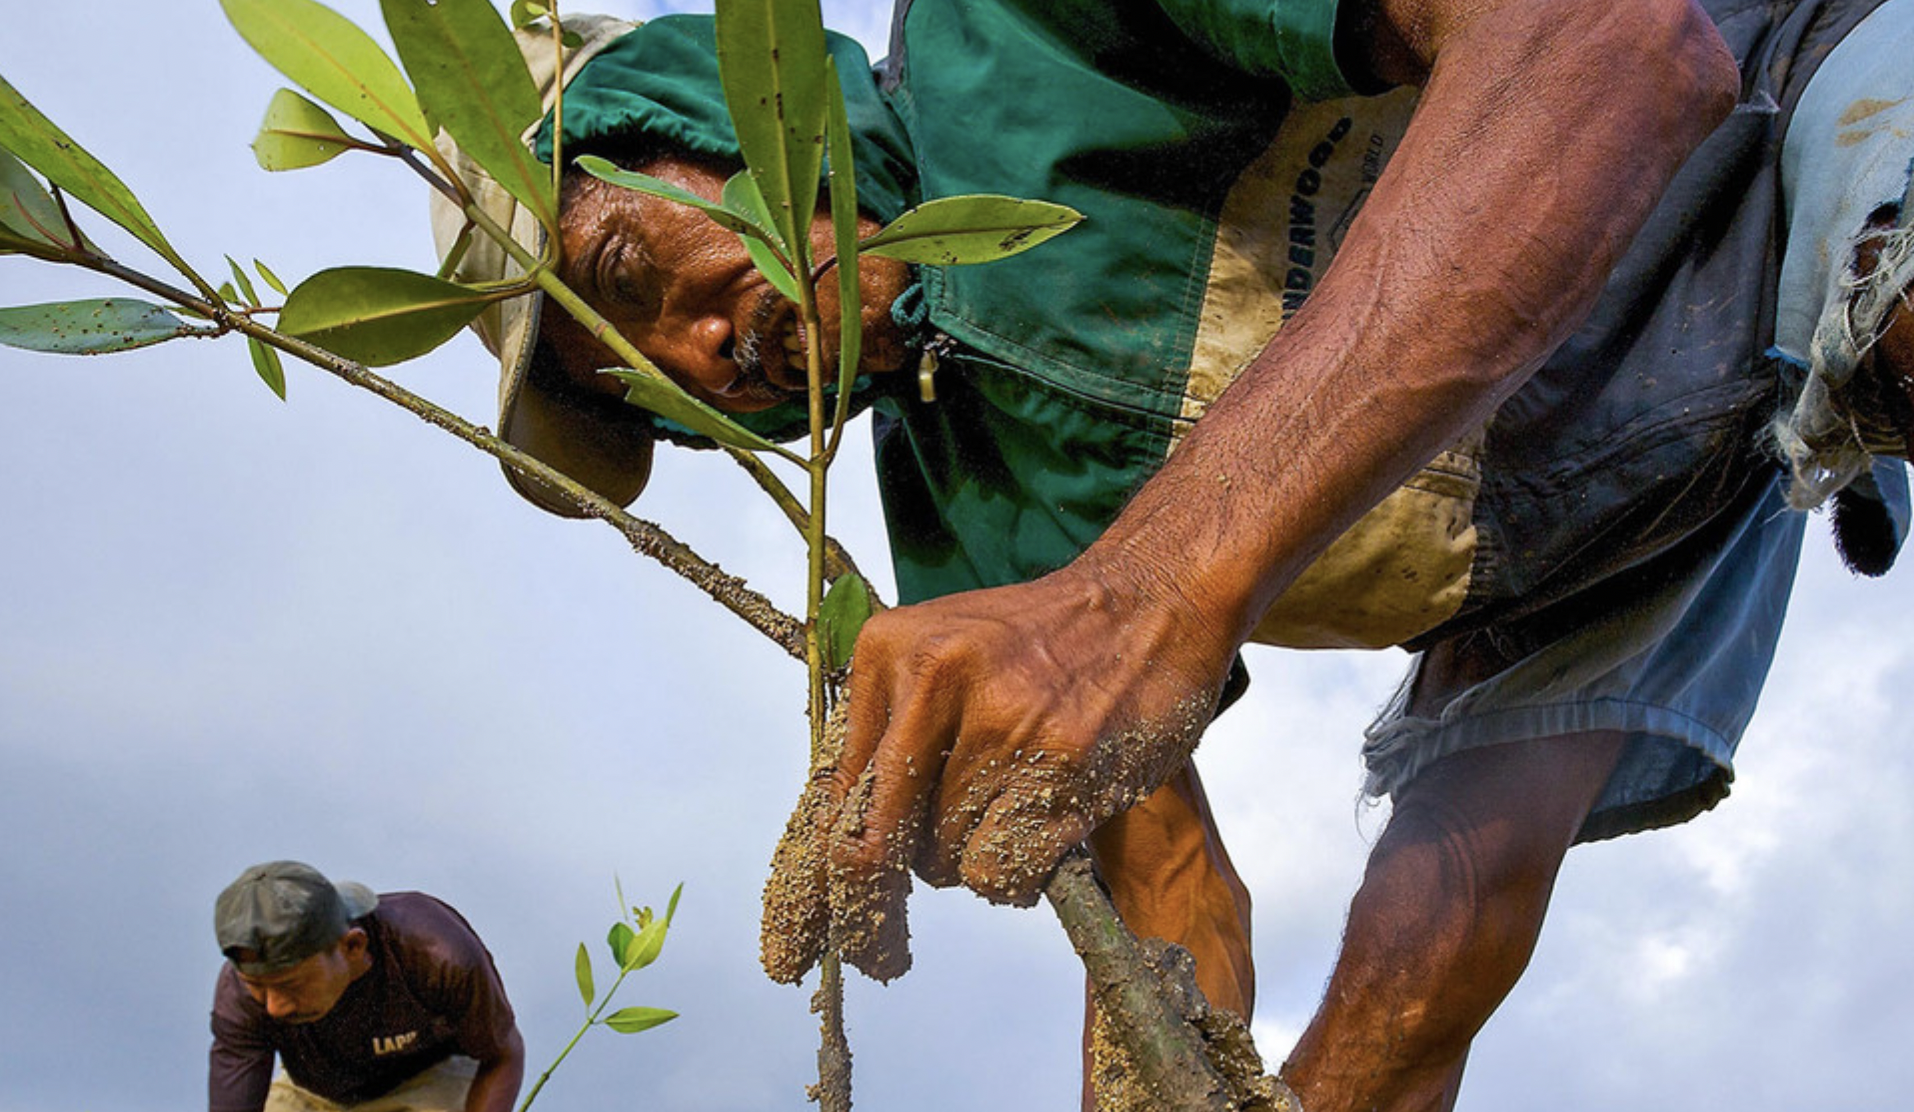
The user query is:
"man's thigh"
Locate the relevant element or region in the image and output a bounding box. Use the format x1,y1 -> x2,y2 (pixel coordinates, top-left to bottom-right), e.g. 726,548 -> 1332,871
264,1058 -> 478,1112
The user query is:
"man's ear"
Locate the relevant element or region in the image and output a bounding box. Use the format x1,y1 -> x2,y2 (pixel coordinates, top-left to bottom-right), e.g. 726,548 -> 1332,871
339,926 -> 370,960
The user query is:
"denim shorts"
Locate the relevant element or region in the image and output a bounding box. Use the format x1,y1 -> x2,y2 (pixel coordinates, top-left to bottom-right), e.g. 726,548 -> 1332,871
1361,474 -> 1805,843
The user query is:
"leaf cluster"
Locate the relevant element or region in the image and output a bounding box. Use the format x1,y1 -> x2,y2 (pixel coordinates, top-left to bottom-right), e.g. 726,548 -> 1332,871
573,881 -> 683,1035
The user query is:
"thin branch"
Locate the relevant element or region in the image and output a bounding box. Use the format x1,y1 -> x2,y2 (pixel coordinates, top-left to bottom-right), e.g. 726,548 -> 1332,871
1045,854 -> 1234,1112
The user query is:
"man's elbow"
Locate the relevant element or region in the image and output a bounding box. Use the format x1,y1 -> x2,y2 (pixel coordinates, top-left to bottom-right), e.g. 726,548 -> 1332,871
1613,0 -> 1741,148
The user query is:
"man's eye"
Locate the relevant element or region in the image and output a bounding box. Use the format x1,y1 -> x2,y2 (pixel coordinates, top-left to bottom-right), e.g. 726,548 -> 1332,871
602,247 -> 653,310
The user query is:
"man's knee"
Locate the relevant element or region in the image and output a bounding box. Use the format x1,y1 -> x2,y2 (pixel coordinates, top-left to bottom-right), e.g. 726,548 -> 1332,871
1357,733 -> 1628,986
1089,765 -> 1254,1018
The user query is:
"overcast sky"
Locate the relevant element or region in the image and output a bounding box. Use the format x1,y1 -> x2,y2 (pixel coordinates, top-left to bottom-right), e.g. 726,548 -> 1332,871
3,2 -> 1912,1110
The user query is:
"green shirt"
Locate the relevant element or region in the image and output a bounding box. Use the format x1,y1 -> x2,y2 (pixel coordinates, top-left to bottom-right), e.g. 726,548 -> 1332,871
878,0 -> 1472,650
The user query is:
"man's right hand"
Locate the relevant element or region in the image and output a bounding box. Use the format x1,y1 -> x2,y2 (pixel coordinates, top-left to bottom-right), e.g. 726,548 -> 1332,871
762,558 -> 1238,983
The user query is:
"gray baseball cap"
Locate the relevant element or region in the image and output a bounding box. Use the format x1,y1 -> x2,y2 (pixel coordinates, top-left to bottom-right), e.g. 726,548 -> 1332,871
214,861 -> 379,976
429,12 -> 647,519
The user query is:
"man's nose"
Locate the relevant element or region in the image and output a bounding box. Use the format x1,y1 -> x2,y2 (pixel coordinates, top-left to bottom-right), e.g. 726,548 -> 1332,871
652,313 -> 738,394
264,989 -> 299,1019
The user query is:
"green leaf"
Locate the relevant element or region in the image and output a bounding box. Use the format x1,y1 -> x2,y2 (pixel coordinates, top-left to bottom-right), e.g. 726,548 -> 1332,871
577,157 -> 773,247
604,365 -> 786,456
621,917 -> 667,972
0,145 -> 68,249
256,259 -> 289,296
228,256 -> 262,306
664,883 -> 683,928
606,921 -> 636,968
508,0 -> 550,31
714,0 -> 828,269
859,195 -> 1083,265
247,335 -> 288,399
278,266 -> 491,366
221,0 -> 433,151
721,170 -> 799,304
252,88 -> 356,171
603,1006 -> 677,1034
574,942 -> 595,1008
382,0 -> 554,227
0,299 -> 205,355
0,78 -> 186,271
822,59 -> 861,410
818,572 -> 873,671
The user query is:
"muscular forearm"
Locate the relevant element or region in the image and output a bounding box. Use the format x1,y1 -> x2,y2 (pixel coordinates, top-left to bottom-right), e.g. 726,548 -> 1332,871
462,1031 -> 525,1112
796,0 -> 1742,955
1080,0 -> 1739,651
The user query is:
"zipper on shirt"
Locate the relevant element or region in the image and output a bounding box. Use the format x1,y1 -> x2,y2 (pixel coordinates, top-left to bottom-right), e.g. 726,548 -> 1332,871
918,332 -> 954,402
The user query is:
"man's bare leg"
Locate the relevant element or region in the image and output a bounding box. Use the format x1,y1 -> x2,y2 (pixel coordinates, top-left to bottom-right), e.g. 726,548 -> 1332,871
1281,731 -> 1626,1112
1081,762 -> 1256,1109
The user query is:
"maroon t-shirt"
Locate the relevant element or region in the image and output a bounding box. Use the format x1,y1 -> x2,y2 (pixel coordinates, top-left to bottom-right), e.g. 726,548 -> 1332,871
208,892 -> 517,1112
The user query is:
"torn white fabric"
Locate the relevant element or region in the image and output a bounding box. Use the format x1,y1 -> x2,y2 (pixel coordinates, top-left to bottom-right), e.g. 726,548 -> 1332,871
1772,0 -> 1914,506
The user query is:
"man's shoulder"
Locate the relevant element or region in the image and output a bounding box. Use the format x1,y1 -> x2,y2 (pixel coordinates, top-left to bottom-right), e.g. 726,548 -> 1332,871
368,892 -> 495,975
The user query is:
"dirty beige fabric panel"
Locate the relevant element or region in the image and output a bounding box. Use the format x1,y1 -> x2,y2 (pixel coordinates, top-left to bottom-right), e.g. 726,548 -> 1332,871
1177,87 -> 1480,649
1251,431 -> 1482,648
263,1057 -> 477,1112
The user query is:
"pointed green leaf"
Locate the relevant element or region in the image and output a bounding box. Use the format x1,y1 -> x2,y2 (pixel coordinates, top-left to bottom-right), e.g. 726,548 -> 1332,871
220,0 -> 433,150
664,883 -> 683,928
247,336 -> 288,399
604,365 -> 785,456
278,266 -> 491,366
252,88 -> 356,171
822,59 -> 861,411
574,942 -> 595,1008
0,299 -> 205,355
0,146 -> 68,249
576,157 -> 773,247
818,572 -> 873,671
382,0 -> 554,227
603,1006 -> 677,1034
722,171 -> 799,303
228,256 -> 262,306
509,0 -> 550,29
621,917 -> 668,972
0,78 -> 186,271
607,921 -> 636,968
859,195 -> 1083,265
714,0 -> 827,268
255,259 -> 289,296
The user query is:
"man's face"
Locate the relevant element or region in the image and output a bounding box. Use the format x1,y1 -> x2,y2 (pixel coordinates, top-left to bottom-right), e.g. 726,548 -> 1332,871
544,155 -> 914,414
232,929 -> 366,1024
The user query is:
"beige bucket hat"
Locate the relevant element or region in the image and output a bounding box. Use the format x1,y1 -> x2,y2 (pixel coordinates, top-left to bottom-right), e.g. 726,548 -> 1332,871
429,12 -> 651,518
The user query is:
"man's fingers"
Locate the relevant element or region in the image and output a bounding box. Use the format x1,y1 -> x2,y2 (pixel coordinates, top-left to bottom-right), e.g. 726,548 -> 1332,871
826,764 -> 919,981
827,630 -> 971,980
829,624 -> 901,805
917,739 -> 1048,889
759,775 -> 833,984
961,790 -> 1094,907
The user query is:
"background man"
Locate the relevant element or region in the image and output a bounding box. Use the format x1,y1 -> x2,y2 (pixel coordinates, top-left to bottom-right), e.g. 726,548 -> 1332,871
209,861 -> 524,1112
439,0 -> 1914,1109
